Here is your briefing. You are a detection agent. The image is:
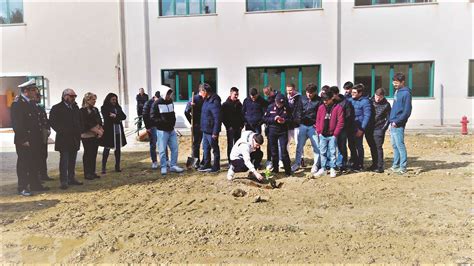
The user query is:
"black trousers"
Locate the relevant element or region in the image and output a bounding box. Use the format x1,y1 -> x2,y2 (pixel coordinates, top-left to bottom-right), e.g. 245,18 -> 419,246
16,144 -> 41,191
102,134 -> 122,171
347,129 -> 357,167
59,150 -> 78,185
245,123 -> 262,135
365,128 -> 386,170
38,143 -> 48,178
226,128 -> 241,162
192,126 -> 203,160
82,137 -> 99,177
269,131 -> 291,175
230,149 -> 263,172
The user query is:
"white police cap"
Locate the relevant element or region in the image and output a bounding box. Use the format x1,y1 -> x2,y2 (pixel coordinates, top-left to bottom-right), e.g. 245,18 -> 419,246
18,80 -> 37,88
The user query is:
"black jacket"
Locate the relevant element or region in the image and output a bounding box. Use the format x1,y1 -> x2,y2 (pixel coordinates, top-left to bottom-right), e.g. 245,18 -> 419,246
10,95 -> 43,147
150,97 -> 176,131
287,93 -> 302,129
222,97 -> 244,130
184,94 -> 204,128
264,103 -> 292,134
200,93 -> 222,135
372,97 -> 392,131
136,93 -> 149,116
142,98 -> 155,129
242,95 -> 267,127
336,94 -> 355,130
49,101 -> 83,151
300,94 -> 322,126
100,104 -> 127,148
80,107 -> 102,133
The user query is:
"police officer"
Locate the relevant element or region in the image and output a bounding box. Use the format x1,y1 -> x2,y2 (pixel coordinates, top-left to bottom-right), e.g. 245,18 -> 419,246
11,80 -> 50,196
33,91 -> 53,181
263,93 -> 292,176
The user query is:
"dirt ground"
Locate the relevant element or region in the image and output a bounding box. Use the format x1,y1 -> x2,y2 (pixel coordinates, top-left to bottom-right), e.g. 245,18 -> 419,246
0,134 -> 472,263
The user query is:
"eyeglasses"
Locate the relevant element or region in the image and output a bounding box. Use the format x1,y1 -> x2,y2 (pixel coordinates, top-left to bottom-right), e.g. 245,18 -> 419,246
68,94 -> 77,98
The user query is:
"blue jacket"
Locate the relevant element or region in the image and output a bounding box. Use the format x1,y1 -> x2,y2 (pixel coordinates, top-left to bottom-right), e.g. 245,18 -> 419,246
200,93 -> 222,135
242,95 -> 267,127
389,87 -> 412,127
350,96 -> 372,131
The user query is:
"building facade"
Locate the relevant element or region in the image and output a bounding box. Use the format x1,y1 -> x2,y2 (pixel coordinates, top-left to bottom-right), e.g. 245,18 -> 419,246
1,0 -> 473,128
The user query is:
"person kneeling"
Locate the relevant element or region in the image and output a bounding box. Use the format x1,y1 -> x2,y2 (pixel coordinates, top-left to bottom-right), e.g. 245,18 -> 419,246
227,131 -> 264,181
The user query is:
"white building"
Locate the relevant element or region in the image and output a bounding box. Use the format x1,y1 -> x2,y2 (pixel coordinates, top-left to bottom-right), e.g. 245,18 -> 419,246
1,0 -> 473,129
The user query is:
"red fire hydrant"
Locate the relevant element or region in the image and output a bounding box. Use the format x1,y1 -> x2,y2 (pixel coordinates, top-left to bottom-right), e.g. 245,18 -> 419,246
461,116 -> 469,135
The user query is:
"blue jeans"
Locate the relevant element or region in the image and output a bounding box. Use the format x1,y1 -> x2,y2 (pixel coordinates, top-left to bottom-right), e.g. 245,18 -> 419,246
149,127 -> 157,163
294,125 -> 320,167
156,130 -> 179,170
202,133 -> 220,171
319,135 -> 337,169
390,126 -> 407,170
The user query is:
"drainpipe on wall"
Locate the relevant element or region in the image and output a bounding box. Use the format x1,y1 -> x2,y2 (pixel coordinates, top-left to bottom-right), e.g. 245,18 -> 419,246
440,83 -> 444,126
118,0 -> 130,127
144,0 -> 152,96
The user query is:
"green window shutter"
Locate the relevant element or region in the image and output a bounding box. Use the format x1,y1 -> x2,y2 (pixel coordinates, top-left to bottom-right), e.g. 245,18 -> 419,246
389,66 -> 394,97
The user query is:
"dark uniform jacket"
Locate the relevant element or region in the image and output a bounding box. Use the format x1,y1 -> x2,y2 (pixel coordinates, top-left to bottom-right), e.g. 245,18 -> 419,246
222,97 -> 244,130
11,95 -> 43,147
263,103 -> 293,134
242,96 -> 266,128
200,93 -> 222,135
49,101 -> 83,152
35,103 -> 51,145
184,94 -> 204,128
100,104 -> 127,148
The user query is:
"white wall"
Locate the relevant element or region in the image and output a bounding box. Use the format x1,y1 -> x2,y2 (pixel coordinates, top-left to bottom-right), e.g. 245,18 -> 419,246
137,0 -> 339,126
341,0 -> 473,126
0,1 -> 121,109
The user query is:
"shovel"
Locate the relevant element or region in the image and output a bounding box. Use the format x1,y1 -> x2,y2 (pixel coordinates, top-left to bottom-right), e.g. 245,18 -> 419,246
186,92 -> 197,169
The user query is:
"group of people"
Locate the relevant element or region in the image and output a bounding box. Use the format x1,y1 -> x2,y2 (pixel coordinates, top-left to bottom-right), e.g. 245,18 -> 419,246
11,71 -> 412,197
11,80 -> 127,196
142,72 -> 411,182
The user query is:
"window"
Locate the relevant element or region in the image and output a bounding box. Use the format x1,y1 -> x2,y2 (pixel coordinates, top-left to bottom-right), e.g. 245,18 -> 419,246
355,0 -> 434,6
0,0 -> 23,24
247,65 -> 321,97
354,61 -> 434,98
247,0 -> 321,12
469,60 -> 474,97
160,0 -> 215,16
161,68 -> 217,102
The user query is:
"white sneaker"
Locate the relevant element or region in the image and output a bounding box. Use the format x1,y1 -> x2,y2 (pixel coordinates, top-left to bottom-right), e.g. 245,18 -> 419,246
227,166 -> 235,181
279,161 -> 284,169
291,164 -> 300,172
170,165 -> 184,173
265,161 -> 273,171
313,168 -> 325,178
151,162 -> 158,169
311,164 -> 318,174
330,168 -> 337,178
161,168 -> 167,175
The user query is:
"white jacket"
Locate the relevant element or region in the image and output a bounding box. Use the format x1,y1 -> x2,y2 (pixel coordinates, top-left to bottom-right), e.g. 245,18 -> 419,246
229,130 -> 258,172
